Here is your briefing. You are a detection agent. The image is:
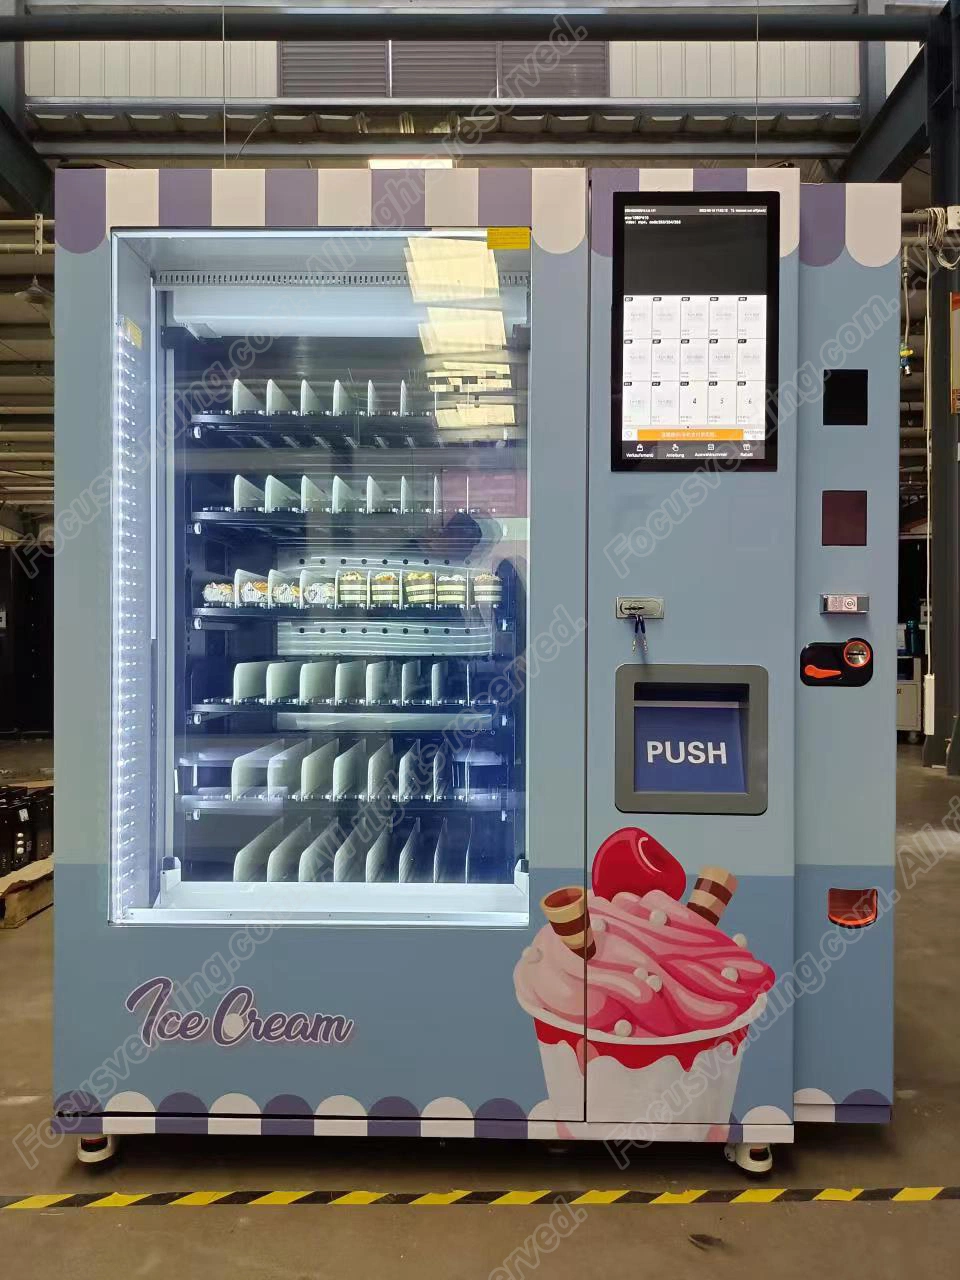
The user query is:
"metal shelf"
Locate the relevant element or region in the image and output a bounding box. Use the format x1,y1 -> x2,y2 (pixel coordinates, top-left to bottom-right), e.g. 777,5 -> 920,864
179,790 -> 519,818
190,703 -> 497,733
193,604 -> 493,621
189,412 -> 524,451
189,508 -> 509,551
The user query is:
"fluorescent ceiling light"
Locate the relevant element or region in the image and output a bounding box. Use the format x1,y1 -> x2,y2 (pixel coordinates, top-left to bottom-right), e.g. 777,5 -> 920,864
368,157 -> 454,169
441,361 -> 511,374
405,237 -> 499,303
428,373 -> 512,391
419,307 -> 507,355
436,403 -> 517,429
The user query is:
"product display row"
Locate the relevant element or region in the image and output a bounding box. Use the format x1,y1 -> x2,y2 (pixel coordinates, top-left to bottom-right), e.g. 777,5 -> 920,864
230,377 -> 422,419
199,657 -> 478,709
181,736 -> 505,805
201,566 -> 502,610
230,815 -> 511,885
197,471 -> 514,519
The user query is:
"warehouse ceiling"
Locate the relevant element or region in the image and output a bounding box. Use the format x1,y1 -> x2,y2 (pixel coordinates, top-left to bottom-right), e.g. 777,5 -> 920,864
0,82 -> 936,530
25,97 -> 862,161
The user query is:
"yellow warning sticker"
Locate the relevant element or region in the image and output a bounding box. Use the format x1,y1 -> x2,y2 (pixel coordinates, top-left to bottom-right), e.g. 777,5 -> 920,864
487,227 -> 531,251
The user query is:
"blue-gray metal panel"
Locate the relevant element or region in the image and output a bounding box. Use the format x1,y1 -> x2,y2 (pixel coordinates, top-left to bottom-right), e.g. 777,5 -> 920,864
795,252 -> 899,868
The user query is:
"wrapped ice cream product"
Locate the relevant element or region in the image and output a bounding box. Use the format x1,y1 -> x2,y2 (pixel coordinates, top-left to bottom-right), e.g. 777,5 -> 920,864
303,577 -> 336,608
203,581 -> 235,606
239,578 -> 269,606
272,581 -> 301,607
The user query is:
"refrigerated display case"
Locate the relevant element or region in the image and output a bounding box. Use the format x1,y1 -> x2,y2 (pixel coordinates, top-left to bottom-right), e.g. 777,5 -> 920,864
113,227 -> 532,925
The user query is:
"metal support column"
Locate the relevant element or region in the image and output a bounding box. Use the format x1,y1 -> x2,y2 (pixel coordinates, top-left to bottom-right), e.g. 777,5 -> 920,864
0,0 -> 52,212
924,0 -> 960,771
860,0 -> 889,123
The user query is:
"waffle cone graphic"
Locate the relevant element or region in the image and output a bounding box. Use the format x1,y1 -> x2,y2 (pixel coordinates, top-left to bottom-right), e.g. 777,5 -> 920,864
541,886 -> 596,960
687,866 -> 738,925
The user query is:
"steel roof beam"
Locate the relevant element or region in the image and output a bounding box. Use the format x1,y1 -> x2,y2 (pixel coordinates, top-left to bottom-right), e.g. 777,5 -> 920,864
0,10 -> 934,42
837,44 -> 928,180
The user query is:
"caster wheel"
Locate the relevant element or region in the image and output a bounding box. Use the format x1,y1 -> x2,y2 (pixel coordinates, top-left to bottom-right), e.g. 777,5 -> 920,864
724,1141 -> 772,1176
77,1134 -> 118,1165
908,732 -> 922,745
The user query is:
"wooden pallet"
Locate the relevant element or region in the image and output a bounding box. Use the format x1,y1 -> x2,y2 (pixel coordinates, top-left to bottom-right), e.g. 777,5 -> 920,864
0,858 -> 53,929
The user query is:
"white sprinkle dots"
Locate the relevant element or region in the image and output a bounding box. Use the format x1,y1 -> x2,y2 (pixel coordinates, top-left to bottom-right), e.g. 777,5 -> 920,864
633,966 -> 648,981
645,974 -> 663,992
594,918 -> 607,933
721,966 -> 739,982
522,946 -> 542,963
649,908 -> 668,927
614,1019 -> 632,1037
733,933 -> 748,948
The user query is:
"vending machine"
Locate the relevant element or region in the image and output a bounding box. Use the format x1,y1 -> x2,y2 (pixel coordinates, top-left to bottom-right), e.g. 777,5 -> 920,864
51,167 -> 899,1171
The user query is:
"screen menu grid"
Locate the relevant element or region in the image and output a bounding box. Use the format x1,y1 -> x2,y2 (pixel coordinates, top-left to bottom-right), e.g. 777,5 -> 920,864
621,292 -> 767,461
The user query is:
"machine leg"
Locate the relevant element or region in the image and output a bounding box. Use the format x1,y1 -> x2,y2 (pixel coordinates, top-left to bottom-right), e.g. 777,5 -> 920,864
77,1134 -> 118,1165
723,1141 -> 773,1176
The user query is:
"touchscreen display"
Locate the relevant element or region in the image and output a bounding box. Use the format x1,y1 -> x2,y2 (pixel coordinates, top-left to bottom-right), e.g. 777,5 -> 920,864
612,193 -> 779,471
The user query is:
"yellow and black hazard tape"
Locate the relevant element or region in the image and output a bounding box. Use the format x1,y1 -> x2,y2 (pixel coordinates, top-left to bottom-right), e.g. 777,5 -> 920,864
1,1187 -> 959,1209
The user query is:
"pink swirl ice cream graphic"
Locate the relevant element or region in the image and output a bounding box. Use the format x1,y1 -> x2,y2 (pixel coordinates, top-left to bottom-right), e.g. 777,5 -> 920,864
514,828 -> 774,1131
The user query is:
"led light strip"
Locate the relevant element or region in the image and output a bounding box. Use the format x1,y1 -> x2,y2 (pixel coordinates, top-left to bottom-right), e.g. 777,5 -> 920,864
111,317 -> 152,921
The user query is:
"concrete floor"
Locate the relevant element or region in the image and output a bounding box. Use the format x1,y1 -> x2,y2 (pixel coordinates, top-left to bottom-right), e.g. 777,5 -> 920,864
0,743 -> 957,1274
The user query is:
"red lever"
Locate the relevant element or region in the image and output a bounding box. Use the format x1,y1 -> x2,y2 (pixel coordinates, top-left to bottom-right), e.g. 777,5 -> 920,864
804,664 -> 842,680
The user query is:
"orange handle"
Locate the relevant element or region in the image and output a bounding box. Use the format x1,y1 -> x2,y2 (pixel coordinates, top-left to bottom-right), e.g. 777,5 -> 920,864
804,664 -> 842,680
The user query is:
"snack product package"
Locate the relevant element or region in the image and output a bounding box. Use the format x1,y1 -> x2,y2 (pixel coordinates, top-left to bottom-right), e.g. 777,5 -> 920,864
338,569 -> 368,607
436,572 -> 468,607
471,571 -> 502,606
404,570 -> 436,607
371,570 -> 400,606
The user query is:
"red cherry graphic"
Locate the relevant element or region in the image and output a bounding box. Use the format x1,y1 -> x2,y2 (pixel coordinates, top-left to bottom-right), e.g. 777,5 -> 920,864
592,828 -> 686,902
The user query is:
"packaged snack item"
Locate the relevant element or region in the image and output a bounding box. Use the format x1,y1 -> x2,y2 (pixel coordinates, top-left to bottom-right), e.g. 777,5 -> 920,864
436,572 -> 468,607
338,569 -> 368,607
404,570 -> 436,607
303,578 -> 336,608
272,580 -> 301,607
371,570 -> 400,606
239,578 -> 269,606
471,571 -> 502,606
202,581 -> 235,606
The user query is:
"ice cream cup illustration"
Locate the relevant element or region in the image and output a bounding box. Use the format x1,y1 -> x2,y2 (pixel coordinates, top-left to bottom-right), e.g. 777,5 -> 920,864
516,831 -> 774,1133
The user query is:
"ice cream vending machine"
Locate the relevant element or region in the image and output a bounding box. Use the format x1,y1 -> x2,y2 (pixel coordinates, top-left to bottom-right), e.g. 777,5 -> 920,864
51,168 -> 898,1170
